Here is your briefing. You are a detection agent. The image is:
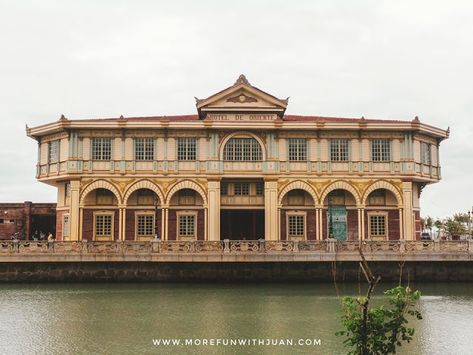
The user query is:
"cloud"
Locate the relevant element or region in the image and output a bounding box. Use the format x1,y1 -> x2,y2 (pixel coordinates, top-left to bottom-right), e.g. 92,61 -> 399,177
0,0 -> 472,216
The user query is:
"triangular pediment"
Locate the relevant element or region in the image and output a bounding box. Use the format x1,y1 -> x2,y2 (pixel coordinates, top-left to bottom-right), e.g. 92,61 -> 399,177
196,75 -> 288,119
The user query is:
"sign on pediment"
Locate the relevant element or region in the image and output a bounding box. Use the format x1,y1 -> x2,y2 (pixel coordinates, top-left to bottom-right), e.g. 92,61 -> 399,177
196,75 -> 288,119
207,113 -> 278,121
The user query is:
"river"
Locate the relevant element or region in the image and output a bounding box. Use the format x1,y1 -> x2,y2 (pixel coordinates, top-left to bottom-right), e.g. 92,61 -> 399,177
0,282 -> 472,354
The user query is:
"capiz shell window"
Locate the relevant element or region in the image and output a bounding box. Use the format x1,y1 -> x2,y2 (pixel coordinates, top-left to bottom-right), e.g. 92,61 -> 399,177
223,138 -> 262,161
92,138 -> 112,160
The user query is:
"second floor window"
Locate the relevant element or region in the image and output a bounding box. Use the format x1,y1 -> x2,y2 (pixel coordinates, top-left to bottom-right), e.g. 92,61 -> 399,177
288,139 -> 307,161
371,139 -> 391,161
135,138 -> 154,161
234,182 -> 250,196
177,138 -> 196,160
421,142 -> 431,165
48,140 -> 59,163
330,139 -> 349,161
223,138 -> 262,161
92,138 -> 112,160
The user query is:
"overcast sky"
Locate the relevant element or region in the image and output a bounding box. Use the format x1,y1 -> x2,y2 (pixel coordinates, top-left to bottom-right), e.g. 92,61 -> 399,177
0,0 -> 472,218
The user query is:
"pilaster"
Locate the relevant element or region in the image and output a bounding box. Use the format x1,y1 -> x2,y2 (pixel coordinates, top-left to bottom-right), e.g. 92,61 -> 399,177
264,180 -> 278,240
402,181 -> 414,240
207,180 -> 221,241
69,180 -> 80,241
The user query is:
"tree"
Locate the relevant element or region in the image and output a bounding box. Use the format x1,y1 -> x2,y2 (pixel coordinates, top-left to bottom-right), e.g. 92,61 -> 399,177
444,217 -> 466,238
336,251 -> 422,354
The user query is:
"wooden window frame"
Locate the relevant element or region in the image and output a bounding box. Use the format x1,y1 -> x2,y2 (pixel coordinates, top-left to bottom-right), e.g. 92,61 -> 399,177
286,211 -> 306,240
93,211 -> 115,241
367,211 -> 388,240
176,211 -> 198,240
135,211 -> 155,240
63,214 -> 70,239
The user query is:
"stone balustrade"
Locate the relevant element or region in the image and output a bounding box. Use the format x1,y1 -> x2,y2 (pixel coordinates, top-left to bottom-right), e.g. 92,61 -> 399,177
0,239 -> 472,262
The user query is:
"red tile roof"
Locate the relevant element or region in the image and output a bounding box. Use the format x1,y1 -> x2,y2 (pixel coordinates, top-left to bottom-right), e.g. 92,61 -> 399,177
70,114 -> 409,123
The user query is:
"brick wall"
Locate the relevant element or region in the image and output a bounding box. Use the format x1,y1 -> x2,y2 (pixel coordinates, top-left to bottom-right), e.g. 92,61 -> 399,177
364,209 -> 401,240
56,210 -> 64,241
168,209 -> 203,240
125,209 -> 162,240
307,210 -> 316,240
347,209 -> 358,240
168,210 -> 177,240
82,209 -> 119,241
125,210 -> 134,240
197,210 -> 204,241
82,209 -> 93,241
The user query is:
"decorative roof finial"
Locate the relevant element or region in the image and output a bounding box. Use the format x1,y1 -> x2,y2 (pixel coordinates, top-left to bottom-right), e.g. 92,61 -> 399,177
119,115 -> 126,120
361,116 -> 365,120
413,116 -> 420,122
234,74 -> 250,86
59,114 -> 67,121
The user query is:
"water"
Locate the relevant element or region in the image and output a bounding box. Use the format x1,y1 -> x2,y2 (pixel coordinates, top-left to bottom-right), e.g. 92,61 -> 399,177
0,283 -> 472,355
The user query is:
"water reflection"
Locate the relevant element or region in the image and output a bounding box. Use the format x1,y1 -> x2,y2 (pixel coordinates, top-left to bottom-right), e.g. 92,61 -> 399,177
0,283 -> 472,354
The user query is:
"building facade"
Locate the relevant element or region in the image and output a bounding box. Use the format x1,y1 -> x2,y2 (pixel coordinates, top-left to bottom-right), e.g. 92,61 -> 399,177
27,75 -> 448,242
0,202 -> 56,240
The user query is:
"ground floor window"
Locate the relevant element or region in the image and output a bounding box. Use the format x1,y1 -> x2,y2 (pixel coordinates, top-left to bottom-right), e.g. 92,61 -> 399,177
63,215 -> 70,238
287,213 -> 306,240
136,214 -> 154,239
177,212 -> 196,239
94,213 -> 114,239
368,213 -> 388,239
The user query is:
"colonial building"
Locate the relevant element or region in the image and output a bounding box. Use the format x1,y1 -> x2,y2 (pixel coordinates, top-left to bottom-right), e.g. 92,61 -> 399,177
0,202 -> 56,240
26,75 -> 448,242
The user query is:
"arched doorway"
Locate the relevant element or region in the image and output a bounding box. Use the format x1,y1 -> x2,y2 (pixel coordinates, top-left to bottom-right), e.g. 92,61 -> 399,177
279,189 -> 316,240
365,188 -> 401,240
124,188 -> 161,241
80,187 -> 120,241
167,188 -> 205,240
323,189 -> 358,240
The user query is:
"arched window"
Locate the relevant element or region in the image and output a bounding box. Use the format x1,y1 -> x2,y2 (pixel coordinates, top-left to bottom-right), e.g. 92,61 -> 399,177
223,138 -> 262,161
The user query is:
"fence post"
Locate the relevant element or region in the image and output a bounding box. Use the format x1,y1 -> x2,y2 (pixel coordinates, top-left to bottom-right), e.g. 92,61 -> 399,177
399,240 -> 405,254
328,239 -> 336,253
152,239 -> 161,253
258,238 -> 265,253
223,239 -> 230,253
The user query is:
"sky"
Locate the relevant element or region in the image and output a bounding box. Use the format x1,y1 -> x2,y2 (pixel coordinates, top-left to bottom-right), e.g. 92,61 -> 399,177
0,0 -> 472,219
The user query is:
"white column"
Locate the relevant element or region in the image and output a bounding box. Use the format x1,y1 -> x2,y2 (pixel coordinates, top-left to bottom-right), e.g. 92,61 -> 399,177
277,206 -> 282,241
402,182 -> 414,240
264,180 -> 278,241
315,206 -> 322,240
164,207 -> 169,240
69,180 -> 80,241
161,205 -> 167,240
356,206 -> 365,240
204,207 -> 208,241
118,206 -> 126,241
360,207 -> 366,240
207,180 -> 221,241
399,208 -> 404,240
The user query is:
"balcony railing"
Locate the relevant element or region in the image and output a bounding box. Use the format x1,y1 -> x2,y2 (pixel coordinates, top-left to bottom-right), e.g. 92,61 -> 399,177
1,239 -> 471,256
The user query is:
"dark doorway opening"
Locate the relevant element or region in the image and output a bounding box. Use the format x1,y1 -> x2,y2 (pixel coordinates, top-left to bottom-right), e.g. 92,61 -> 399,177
220,210 -> 264,240
31,215 -> 56,236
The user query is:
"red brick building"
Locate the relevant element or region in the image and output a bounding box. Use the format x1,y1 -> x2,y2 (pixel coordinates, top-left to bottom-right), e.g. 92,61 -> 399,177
0,202 -> 56,240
